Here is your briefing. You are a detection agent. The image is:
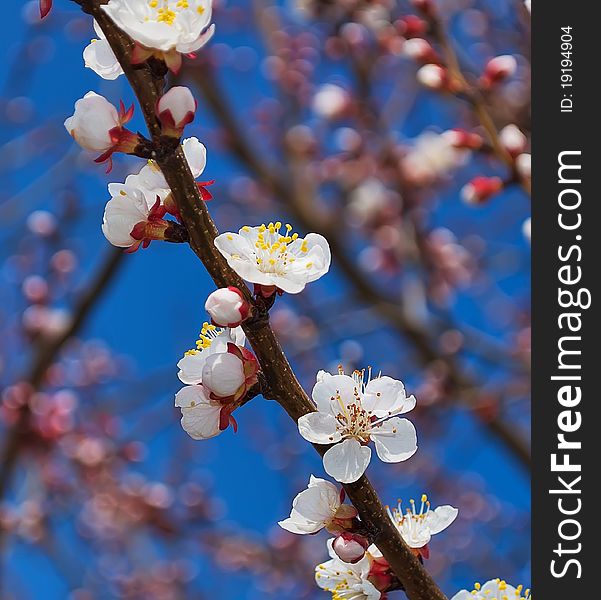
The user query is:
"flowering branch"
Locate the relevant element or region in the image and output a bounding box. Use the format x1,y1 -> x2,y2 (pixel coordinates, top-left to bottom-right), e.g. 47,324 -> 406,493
422,9 -> 531,196
79,2 -> 449,599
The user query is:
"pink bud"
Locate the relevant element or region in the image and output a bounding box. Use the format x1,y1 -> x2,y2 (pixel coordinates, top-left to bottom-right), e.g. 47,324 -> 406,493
205,287 -> 251,328
396,15 -> 428,38
403,38 -> 438,63
332,533 -> 369,564
499,124 -> 527,157
461,176 -> 504,205
417,64 -> 448,91
442,128 -> 483,150
481,55 -> 517,89
157,86 -> 197,137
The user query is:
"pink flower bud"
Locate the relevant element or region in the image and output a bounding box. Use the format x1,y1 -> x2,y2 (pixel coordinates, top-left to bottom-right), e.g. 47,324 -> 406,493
499,124 -> 527,157
332,533 -> 369,564
516,153 -> 531,179
205,287 -> 251,328
441,128 -> 483,150
481,55 -> 517,89
417,64 -> 448,91
201,352 -> 246,399
157,86 -> 197,137
403,38 -> 438,63
461,176 -> 504,205
395,15 -> 428,38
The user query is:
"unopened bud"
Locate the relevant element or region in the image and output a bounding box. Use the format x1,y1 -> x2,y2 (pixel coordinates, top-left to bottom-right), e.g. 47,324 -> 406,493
404,38 -> 438,63
481,55 -> 517,89
417,64 -> 449,91
205,287 -> 251,328
157,86 -> 197,137
332,533 -> 370,564
461,176 -> 504,205
499,124 -> 527,157
396,15 -> 428,38
442,128 -> 483,150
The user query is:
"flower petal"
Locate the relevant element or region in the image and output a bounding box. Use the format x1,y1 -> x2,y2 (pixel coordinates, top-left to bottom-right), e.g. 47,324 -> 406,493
371,417 -> 417,463
297,412 -> 341,444
425,505 -> 459,535
323,438 -> 371,483
312,373 -> 357,415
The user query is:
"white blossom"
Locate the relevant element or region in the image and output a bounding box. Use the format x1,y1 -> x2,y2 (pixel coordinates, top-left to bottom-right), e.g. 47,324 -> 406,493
64,92 -> 122,153
102,185 -> 150,248
315,543 -> 381,600
451,579 -> 531,600
298,369 -> 417,483
201,352 -> 246,398
278,475 -> 353,535
386,494 -> 458,551
214,222 -> 331,294
102,0 -> 215,54
403,131 -> 466,185
175,384 -> 223,440
177,323 -> 246,386
83,21 -> 124,80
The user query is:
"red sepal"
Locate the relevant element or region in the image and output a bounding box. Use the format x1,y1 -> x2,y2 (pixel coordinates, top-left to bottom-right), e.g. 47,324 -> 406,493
40,0 -> 52,18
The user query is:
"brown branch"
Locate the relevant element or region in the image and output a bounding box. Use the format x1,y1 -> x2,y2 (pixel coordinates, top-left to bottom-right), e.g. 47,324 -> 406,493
86,4 -> 448,599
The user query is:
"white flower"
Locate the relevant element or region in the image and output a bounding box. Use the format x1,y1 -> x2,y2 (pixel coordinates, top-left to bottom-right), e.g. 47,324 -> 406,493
451,579 -> 531,600
102,185 -> 150,247
102,0 -> 215,54
64,92 -> 121,153
214,222 -> 331,294
177,323 -> 246,386
387,494 -> 458,552
175,384 -> 223,440
403,131 -> 466,185
201,352 -> 246,398
83,21 -> 124,80
297,369 -> 417,483
315,545 -> 381,600
312,84 -> 350,120
157,86 -> 197,135
279,475 -> 354,535
205,287 -> 250,328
